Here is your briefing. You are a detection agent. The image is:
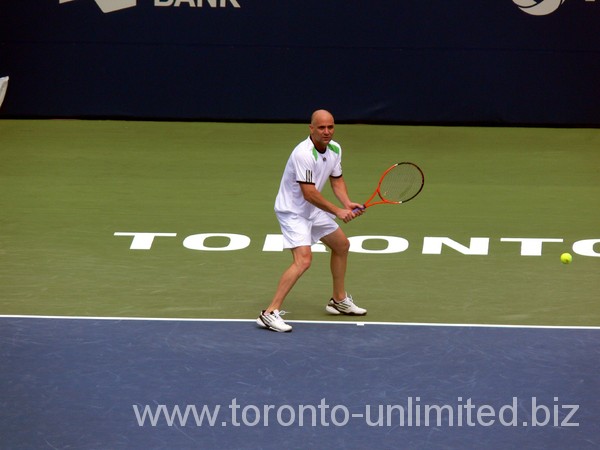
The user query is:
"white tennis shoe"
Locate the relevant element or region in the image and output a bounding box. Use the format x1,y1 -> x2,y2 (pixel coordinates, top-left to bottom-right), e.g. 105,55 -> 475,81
256,309 -> 292,332
325,294 -> 367,316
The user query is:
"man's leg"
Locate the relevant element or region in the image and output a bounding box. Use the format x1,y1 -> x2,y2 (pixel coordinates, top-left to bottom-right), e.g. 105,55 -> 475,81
265,245 -> 312,313
321,228 -> 367,316
319,228 -> 350,301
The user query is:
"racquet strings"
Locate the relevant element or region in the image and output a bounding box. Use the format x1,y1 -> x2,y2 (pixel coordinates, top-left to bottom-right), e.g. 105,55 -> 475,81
379,163 -> 423,203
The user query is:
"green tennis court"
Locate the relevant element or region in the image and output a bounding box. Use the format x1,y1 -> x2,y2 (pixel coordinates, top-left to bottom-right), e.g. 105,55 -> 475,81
1,120 -> 598,326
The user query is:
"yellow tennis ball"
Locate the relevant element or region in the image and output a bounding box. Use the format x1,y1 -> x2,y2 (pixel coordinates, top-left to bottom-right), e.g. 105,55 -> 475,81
560,253 -> 572,264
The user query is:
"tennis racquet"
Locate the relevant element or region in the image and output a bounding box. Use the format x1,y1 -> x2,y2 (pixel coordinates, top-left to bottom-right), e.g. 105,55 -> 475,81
353,162 -> 424,213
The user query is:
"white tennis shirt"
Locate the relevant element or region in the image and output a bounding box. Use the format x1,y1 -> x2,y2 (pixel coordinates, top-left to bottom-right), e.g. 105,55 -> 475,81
274,136 -> 343,218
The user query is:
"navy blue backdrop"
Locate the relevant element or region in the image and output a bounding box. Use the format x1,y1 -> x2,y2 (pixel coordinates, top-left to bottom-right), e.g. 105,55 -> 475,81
0,0 -> 599,125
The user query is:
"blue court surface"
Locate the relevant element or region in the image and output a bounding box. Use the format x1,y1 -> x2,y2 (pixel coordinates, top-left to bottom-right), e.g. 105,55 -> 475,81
1,316 -> 598,449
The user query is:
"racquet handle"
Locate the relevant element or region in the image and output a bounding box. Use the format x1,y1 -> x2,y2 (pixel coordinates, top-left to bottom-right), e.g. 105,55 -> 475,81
352,205 -> 366,214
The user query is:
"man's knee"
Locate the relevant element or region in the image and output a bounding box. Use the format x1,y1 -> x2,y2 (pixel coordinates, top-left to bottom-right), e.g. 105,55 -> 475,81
293,248 -> 313,273
340,237 -> 351,253
322,230 -> 350,255
330,236 -> 350,255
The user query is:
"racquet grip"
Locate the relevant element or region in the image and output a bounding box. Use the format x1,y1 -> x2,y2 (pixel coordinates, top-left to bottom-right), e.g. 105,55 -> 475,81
352,205 -> 366,214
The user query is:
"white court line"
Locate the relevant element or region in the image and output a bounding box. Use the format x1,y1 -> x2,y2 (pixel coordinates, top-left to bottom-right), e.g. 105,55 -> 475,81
0,314 -> 599,330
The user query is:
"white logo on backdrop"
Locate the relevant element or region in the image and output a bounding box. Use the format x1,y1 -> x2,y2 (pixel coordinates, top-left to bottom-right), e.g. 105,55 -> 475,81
513,0 -> 567,15
59,0 -> 241,14
0,77 -> 9,109
59,0 -> 137,13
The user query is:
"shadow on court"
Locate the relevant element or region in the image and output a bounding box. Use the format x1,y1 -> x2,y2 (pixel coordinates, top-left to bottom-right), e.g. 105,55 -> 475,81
1,317 -> 598,449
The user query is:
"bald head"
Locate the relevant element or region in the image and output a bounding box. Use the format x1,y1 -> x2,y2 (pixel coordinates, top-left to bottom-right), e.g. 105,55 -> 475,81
309,109 -> 335,151
310,109 -> 334,126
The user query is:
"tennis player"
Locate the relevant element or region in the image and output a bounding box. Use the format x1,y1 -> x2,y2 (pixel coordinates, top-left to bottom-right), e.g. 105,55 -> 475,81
257,109 -> 367,332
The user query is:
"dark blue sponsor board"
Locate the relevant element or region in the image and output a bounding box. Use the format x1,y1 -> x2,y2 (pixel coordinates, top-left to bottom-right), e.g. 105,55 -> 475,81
0,1 -> 598,125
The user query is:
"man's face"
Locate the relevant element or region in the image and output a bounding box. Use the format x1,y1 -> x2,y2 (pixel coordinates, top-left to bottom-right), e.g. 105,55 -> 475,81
309,112 -> 335,150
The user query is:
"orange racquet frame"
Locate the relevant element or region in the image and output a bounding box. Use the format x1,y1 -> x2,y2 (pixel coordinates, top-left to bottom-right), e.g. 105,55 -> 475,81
353,162 -> 424,213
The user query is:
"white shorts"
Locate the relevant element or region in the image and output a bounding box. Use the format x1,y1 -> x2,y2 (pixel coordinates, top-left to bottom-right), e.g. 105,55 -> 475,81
276,210 -> 339,249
